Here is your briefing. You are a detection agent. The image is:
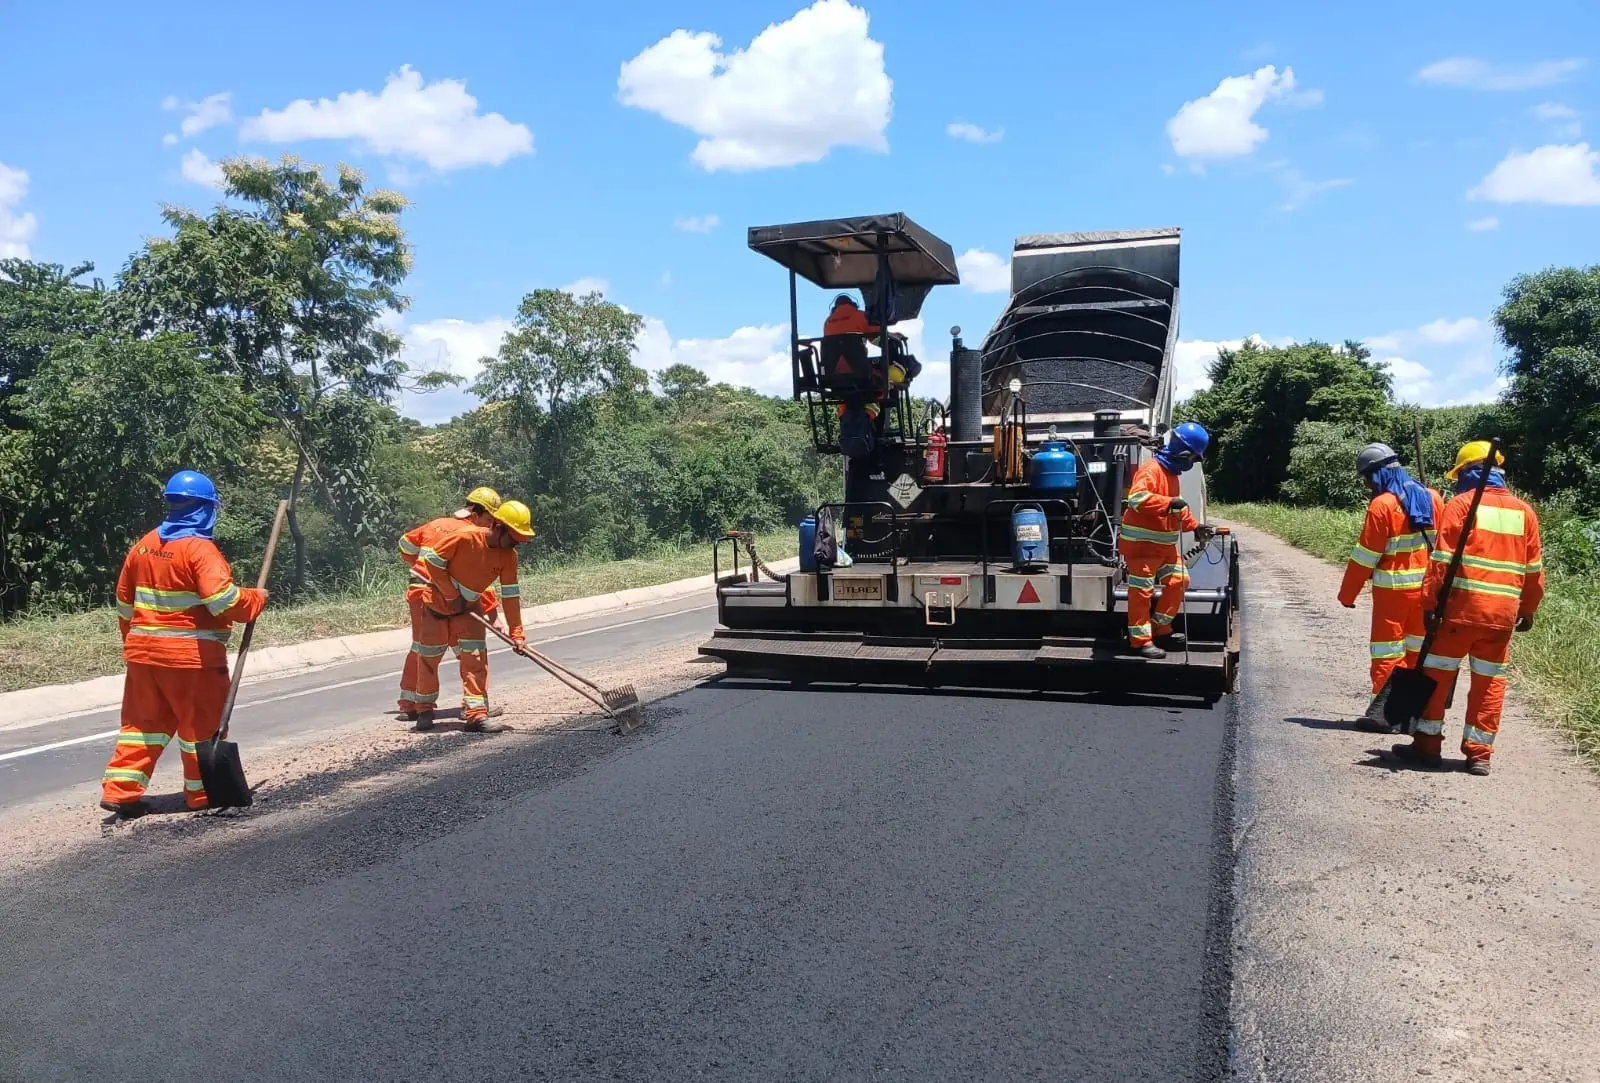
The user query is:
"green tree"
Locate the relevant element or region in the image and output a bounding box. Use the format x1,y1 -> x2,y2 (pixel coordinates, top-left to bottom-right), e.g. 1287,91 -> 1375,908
0,259 -> 108,410
656,363 -> 711,417
1281,421 -> 1372,509
1181,339 -> 1393,502
1492,265 -> 1600,501
117,154 -> 437,591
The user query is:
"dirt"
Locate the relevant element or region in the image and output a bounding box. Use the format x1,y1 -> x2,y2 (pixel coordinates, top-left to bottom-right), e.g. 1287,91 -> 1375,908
0,635 -> 721,877
1224,520 -> 1600,1083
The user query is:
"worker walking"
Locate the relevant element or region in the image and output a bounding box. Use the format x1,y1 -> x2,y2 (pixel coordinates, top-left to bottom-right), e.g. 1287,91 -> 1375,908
1339,443 -> 1445,730
403,499 -> 535,730
396,487 -> 506,720
1392,442 -> 1544,775
1120,423 -> 1215,659
101,471 -> 269,817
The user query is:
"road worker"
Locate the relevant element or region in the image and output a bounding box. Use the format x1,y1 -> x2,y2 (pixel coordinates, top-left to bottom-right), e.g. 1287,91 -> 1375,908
100,470 -> 269,817
1392,442 -> 1544,775
1120,423 -> 1216,658
823,294 -> 917,454
404,499 -> 535,730
451,486 -> 502,525
1339,443 -> 1445,731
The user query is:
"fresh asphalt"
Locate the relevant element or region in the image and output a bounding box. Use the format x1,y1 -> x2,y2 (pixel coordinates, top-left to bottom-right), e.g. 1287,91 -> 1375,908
0,592 -> 1237,1081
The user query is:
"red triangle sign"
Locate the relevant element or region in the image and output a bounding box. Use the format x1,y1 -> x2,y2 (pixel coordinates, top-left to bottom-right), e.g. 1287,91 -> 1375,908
1017,580 -> 1041,604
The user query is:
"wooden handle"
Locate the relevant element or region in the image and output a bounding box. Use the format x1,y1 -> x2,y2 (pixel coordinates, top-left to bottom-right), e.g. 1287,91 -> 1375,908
214,498 -> 290,742
256,500 -> 289,589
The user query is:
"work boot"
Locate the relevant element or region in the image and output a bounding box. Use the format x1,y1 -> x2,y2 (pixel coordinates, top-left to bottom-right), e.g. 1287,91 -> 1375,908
413,711 -> 436,732
1155,630 -> 1187,647
1132,644 -> 1167,660
397,710 -> 417,722
99,798 -> 149,819
1389,742 -> 1444,770
1465,759 -> 1492,777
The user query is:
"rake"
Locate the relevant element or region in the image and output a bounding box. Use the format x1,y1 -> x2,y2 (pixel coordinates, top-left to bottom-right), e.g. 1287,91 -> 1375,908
468,611 -> 645,734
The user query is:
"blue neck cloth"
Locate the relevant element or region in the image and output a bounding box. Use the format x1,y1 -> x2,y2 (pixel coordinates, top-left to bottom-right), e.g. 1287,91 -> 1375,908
157,498 -> 219,542
1370,464 -> 1435,529
1454,466 -> 1506,495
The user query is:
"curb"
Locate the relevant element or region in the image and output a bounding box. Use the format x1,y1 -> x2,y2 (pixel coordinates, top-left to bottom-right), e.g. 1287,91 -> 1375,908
0,558 -> 797,730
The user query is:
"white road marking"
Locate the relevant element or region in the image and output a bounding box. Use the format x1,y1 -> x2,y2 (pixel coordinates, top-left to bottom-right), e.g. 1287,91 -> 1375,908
0,603 -> 715,765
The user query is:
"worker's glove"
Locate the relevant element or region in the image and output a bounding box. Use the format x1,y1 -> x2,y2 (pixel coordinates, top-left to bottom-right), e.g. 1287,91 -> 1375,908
1168,498 -> 1190,515
1516,613 -> 1536,633
1193,522 -> 1217,540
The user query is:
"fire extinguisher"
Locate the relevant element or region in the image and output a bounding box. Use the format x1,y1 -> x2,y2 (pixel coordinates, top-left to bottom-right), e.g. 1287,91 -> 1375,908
923,427 -> 947,482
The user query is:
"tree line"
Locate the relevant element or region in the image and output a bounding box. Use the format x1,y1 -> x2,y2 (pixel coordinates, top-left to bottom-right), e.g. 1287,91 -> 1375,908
1178,262 -> 1600,575
0,155 -> 839,618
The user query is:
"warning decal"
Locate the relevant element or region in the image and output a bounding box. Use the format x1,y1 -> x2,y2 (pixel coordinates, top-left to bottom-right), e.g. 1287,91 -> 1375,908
1017,580 -> 1041,604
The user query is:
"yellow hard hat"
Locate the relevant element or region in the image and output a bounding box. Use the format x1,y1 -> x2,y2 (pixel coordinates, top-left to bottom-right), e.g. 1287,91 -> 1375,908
1444,440 -> 1505,482
491,499 -> 535,541
465,486 -> 501,511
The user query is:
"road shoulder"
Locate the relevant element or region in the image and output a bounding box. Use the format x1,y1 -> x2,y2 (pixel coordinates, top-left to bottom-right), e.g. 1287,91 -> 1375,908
1226,520 -> 1600,1082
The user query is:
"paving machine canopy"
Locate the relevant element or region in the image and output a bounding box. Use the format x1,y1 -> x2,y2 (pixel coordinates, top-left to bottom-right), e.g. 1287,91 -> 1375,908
748,213 -> 961,322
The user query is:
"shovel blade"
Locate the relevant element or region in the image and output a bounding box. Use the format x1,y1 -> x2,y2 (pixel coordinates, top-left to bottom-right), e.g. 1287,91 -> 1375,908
196,737 -> 253,809
1381,667 -> 1438,734
605,684 -> 644,735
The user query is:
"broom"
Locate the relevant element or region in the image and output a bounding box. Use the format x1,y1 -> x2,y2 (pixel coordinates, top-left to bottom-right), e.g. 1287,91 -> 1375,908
1379,438 -> 1499,732
468,611 -> 645,735
196,498 -> 289,808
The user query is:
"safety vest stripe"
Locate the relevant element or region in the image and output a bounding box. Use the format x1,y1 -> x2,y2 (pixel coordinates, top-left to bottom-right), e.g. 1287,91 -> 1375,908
115,601 -> 135,620
463,695 -> 489,708
1127,623 -> 1152,637
498,583 -> 520,598
1151,613 -> 1175,626
455,638 -> 487,653
203,584 -> 241,616
1403,634 -> 1425,652
1125,490 -> 1154,509
1469,657 -> 1510,678
1422,653 -> 1463,672
128,626 -> 232,642
1370,569 -> 1425,590
397,538 -> 421,556
1156,565 -> 1190,580
1126,574 -> 1157,589
103,768 -> 150,784
178,738 -> 199,754
1473,505 -> 1526,536
1458,554 -> 1529,575
185,779 -> 207,791
134,587 -> 204,612
1120,524 -> 1180,545
1384,534 -> 1428,554
117,732 -> 171,747
1349,544 -> 1382,569
1525,556 -> 1543,572
450,577 -> 482,602
1370,640 -> 1406,659
1413,718 -> 1445,736
419,547 -> 449,569
410,642 -> 449,658
1462,724 -> 1497,746
1452,579 -> 1524,600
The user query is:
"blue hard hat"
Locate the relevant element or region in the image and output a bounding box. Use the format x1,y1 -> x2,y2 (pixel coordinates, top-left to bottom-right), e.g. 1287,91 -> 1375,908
164,470 -> 219,504
1170,422 -> 1210,459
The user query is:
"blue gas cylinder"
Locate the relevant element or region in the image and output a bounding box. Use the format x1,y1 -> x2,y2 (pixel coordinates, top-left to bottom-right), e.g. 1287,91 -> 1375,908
798,516 -> 818,572
1030,440 -> 1078,493
1011,506 -> 1049,568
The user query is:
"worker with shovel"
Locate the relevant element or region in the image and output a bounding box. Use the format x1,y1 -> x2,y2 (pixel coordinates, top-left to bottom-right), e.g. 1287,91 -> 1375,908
100,470 -> 270,817
404,500 -> 535,731
1339,443 -> 1444,731
1391,442 -> 1544,775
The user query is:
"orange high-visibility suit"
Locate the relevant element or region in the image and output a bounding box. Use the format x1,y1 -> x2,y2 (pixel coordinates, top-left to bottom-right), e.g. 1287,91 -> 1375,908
405,525 -> 523,723
1338,488 -> 1446,693
1118,457 -> 1200,647
1411,486 -> 1544,766
825,301 -> 886,420
102,532 -> 266,809
395,516 -> 505,716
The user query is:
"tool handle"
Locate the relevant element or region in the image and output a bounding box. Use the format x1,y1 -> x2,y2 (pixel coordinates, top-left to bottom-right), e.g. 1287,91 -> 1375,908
216,499 -> 289,741
466,611 -> 615,717
1415,438 -> 1498,663
1411,419 -> 1429,489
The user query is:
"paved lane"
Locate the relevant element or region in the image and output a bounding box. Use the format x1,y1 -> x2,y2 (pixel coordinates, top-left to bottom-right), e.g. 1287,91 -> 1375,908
0,678 -> 1234,1082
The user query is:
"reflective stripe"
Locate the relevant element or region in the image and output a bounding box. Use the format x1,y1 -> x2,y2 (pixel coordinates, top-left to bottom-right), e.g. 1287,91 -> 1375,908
1463,724 -> 1497,746
1469,657 -> 1510,678
1525,556 -> 1543,572
1474,505 -> 1526,536
103,768 -> 150,784
1413,719 -> 1445,736
202,583 -> 241,616
1430,549 -> 1452,564
419,547 -> 448,569
1126,574 -> 1157,590
498,583 -> 520,598
1423,653 -> 1462,672
1459,553 -> 1528,575
1385,533 -> 1428,555
410,642 -> 449,658
134,586 -> 204,612
1371,568 -> 1425,590
1127,623 -> 1152,637
1349,545 -> 1382,569
455,638 -> 487,654
1156,564 -> 1190,581
128,626 -> 232,642
115,600 -> 135,620
178,738 -> 199,754
450,577 -> 482,602
398,538 -> 421,556
1404,634 -> 1425,652
1453,579 -> 1524,600
400,689 -> 440,704
1125,490 -> 1154,509
1120,524 -> 1180,545
117,731 -> 170,748
462,695 -> 488,708
185,778 -> 207,791
1151,613 -> 1175,626
1370,640 -> 1406,660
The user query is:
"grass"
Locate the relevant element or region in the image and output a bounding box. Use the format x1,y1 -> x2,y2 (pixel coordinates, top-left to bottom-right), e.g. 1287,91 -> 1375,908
1218,502 -> 1600,769
0,530 -> 797,695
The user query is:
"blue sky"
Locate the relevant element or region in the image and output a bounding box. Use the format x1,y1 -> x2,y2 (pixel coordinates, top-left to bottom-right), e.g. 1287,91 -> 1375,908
3,0 -> 1598,422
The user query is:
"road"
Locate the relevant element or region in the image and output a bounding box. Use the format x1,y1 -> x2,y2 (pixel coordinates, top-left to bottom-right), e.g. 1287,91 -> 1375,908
0,592 -> 1236,1082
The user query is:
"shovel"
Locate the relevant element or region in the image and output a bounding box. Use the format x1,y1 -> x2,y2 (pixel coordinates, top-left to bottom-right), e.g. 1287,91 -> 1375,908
197,498 -> 289,809
467,611 -> 645,735
1380,438 -> 1499,732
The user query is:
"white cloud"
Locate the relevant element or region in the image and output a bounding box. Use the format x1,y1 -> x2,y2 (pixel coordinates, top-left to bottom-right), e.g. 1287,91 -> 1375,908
1415,317 -> 1487,345
561,277 -> 611,297
162,91 -> 232,146
0,161 -> 38,259
1381,355 -> 1436,402
1532,101 -> 1583,139
395,316 -> 516,423
633,318 -> 793,394
180,149 -> 226,189
1165,65 -> 1311,159
1468,143 -> 1600,205
241,65 -> 533,171
1173,334 -> 1274,398
1363,316 -> 1500,407
1467,215 -> 1501,231
617,0 -> 891,171
1417,57 -> 1585,91
956,248 -> 1011,293
1379,355 -> 1507,407
1278,167 -> 1351,210
947,121 -> 1003,144
674,214 -> 719,233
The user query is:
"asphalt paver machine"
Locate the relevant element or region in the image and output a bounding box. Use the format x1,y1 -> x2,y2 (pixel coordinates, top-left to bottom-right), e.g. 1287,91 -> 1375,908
700,214 -> 1240,701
